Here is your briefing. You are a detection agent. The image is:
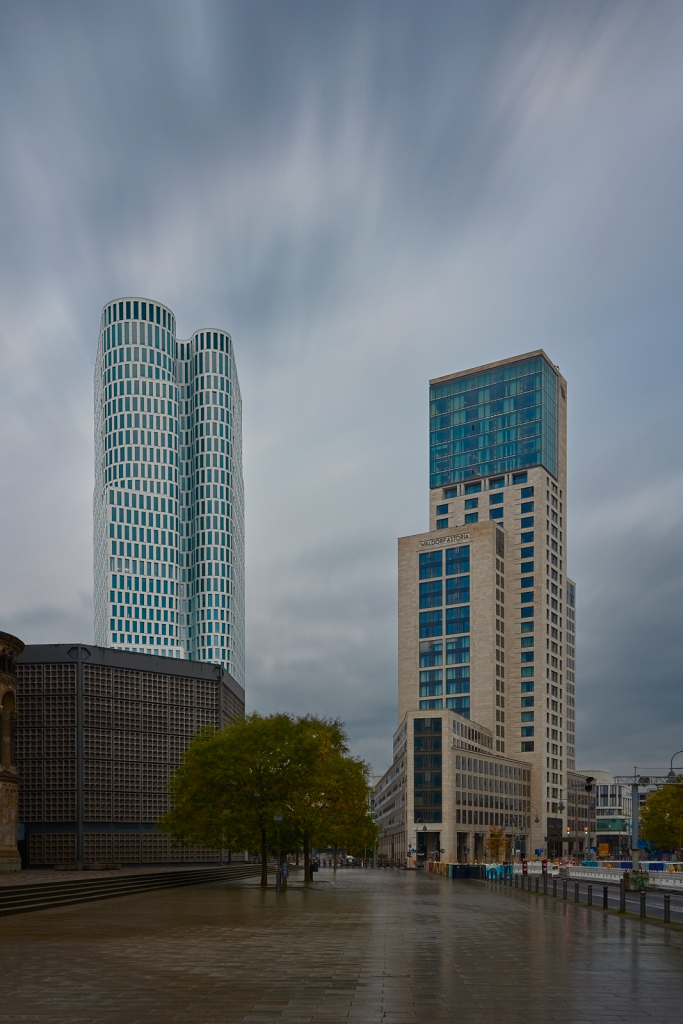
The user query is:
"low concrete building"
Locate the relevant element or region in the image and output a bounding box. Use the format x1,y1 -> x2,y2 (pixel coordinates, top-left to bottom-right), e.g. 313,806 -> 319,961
579,768 -> 631,859
16,643 -> 244,868
0,631 -> 23,872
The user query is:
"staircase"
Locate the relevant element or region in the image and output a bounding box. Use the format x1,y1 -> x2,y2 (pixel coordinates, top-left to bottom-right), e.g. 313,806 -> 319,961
0,864 -> 262,917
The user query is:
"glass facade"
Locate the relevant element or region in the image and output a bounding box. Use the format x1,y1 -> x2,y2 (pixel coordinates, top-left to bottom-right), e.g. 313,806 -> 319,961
93,298 -> 245,689
429,356 -> 558,487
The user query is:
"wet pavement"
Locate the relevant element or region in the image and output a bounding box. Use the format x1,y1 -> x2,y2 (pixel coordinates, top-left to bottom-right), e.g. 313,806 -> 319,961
1,866 -> 683,1023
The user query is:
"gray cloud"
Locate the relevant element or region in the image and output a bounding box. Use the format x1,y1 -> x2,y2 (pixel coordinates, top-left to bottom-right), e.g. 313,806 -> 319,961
0,1 -> 682,773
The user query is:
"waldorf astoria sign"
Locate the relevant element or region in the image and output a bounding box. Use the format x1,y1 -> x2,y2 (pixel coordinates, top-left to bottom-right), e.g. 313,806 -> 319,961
419,533 -> 470,548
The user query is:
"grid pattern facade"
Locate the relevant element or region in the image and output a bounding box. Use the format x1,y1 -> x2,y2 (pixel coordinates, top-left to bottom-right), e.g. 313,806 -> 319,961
93,297 -> 244,689
429,355 -> 558,487
16,646 -> 245,868
395,350 -> 575,858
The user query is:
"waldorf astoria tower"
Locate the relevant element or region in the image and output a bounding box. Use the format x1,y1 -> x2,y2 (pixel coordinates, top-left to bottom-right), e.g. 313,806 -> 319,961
93,297 -> 244,687
376,351 -> 576,862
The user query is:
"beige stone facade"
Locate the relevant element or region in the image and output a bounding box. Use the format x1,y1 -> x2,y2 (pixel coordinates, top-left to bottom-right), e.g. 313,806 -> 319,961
380,350 -> 576,861
0,630 -> 23,872
376,708 -> 532,863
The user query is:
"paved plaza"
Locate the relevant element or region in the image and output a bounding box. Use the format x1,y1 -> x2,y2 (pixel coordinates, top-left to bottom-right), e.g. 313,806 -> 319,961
1,867 -> 683,1024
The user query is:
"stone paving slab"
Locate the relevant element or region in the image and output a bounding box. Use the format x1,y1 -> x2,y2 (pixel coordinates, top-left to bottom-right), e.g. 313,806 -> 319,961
1,868 -> 683,1023
0,864 -> 260,887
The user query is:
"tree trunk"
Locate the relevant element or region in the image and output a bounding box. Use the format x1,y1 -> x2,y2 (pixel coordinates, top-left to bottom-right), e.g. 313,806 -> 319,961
303,834 -> 310,883
261,827 -> 268,887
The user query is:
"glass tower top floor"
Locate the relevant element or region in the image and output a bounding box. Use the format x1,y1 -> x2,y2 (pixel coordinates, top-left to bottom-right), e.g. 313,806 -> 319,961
429,352 -> 559,488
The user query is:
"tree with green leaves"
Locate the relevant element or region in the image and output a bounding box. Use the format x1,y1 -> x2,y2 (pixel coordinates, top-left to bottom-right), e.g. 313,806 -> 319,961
160,712 -> 377,885
640,781 -> 683,853
285,717 -> 377,877
160,713 -> 305,886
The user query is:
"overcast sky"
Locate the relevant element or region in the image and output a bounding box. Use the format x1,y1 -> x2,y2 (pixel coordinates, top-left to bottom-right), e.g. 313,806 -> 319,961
0,0 -> 681,776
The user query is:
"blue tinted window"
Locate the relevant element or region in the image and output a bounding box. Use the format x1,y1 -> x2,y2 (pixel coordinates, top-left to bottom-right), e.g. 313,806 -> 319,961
446,546 -> 469,575
419,641 -> 442,667
419,580 -> 443,608
521,652 -> 534,663
489,493 -> 503,504
520,561 -> 534,573
521,666 -> 534,677
419,686 -> 443,698
419,611 -> 443,637
521,741 -> 534,752
446,607 -> 469,635
521,696 -> 534,707
464,498 -> 478,509
521,726 -> 534,736
419,699 -> 443,710
520,546 -> 534,558
446,576 -> 469,605
489,508 -> 503,520
446,696 -> 470,716
419,551 -> 442,579
521,501 -> 534,513
436,504 -> 448,515
521,636 -> 534,648
446,637 -> 470,663
464,482 -> 481,494
446,666 -> 470,693
521,516 -> 534,528
521,531 -> 534,543
520,576 -> 534,589
521,681 -> 534,692
489,477 -> 505,489
436,518 -> 448,530
521,486 -> 534,498
521,606 -> 534,617
521,711 -> 534,722
521,592 -> 534,603
429,360 -> 558,487
464,512 -> 478,524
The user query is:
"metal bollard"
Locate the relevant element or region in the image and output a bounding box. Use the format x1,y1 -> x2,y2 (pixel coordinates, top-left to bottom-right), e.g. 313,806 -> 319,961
543,873 -> 548,894
588,883 -> 592,906
552,877 -> 557,897
575,881 -> 580,903
275,868 -> 282,891
563,879 -> 568,900
535,876 -> 539,892
527,875 -> 532,891
664,894 -> 671,923
640,891 -> 646,919
619,878 -> 626,913
603,885 -> 609,910
515,874 -> 519,888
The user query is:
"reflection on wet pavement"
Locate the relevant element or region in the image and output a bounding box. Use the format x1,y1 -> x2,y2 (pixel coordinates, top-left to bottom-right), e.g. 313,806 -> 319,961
1,867 -> 682,1023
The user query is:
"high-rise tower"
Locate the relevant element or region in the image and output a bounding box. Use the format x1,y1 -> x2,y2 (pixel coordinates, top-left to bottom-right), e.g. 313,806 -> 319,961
385,350 -> 576,861
93,297 -> 244,689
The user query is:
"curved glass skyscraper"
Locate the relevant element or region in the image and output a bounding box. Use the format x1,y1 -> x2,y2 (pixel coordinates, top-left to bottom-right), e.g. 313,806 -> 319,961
93,297 -> 244,688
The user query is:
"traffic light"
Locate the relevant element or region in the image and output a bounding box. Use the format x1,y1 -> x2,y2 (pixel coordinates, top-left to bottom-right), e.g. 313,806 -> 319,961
584,776 -> 594,793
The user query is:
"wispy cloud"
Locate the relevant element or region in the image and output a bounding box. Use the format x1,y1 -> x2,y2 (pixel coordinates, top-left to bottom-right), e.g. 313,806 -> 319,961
0,1 -> 681,772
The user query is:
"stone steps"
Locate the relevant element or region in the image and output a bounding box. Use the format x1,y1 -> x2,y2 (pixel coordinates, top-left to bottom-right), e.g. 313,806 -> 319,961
0,864 -> 261,916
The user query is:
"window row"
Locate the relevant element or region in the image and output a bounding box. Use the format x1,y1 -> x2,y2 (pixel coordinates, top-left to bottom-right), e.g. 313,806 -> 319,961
105,300 -> 174,330
419,546 -> 469,579
419,608 -> 469,638
418,577 -> 470,608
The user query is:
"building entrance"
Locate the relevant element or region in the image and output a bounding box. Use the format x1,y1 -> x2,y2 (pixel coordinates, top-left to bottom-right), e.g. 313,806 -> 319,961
417,830 -> 441,861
